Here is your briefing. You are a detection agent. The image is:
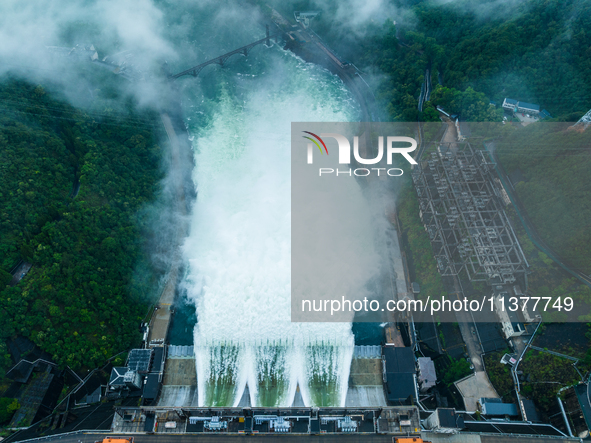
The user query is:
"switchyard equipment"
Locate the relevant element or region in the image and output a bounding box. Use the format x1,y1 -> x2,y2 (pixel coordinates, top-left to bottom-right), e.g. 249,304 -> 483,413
412,142 -> 528,284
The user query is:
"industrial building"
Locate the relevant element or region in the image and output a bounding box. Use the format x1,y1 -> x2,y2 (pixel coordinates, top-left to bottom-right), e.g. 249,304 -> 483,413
107,347 -> 165,404
478,398 -> 520,417
382,345 -> 417,405
502,98 -> 540,115
111,406 -> 421,436
493,293 -> 527,339
424,408 -> 465,433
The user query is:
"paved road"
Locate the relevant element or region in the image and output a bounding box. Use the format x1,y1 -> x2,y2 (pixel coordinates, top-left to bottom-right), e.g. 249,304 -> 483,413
14,432 -> 400,443
450,277 -> 483,372
418,68 -> 431,113
455,315 -> 483,372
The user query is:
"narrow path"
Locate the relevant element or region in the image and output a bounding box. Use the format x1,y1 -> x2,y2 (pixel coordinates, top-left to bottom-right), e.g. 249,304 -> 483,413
144,113 -> 191,348
530,346 -> 579,362
451,276 -> 483,372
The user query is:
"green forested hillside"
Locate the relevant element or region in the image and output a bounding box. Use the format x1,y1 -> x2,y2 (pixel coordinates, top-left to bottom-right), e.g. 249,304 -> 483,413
496,123 -> 591,274
413,0 -> 591,117
0,78 -> 164,373
0,85 -> 77,270
291,0 -> 591,122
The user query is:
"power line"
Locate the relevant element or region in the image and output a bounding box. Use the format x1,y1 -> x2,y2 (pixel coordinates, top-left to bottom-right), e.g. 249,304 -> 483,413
0,60 -> 72,74
0,97 -> 155,125
0,106 -> 159,130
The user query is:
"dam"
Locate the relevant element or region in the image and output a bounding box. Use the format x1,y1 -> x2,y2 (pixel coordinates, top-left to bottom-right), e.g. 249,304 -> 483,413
128,5 -> 412,412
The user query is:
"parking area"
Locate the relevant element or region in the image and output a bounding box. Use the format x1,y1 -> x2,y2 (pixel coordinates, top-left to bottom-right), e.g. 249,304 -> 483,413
515,112 -> 539,126
455,372 -> 500,411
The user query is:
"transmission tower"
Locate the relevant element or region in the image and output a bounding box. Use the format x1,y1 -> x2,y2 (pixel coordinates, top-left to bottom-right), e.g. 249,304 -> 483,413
571,109 -> 591,129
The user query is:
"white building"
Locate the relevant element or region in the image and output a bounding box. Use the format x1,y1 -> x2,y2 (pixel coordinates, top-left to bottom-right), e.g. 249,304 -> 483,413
502,98 -> 540,115
494,293 -> 526,339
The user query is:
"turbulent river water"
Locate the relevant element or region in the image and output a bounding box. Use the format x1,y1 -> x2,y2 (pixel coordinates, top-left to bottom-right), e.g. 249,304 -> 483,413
170,5 -> 373,408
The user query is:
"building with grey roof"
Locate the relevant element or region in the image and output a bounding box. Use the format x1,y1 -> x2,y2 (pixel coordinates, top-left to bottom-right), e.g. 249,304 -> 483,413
418,357 -> 436,392
479,398 -> 519,416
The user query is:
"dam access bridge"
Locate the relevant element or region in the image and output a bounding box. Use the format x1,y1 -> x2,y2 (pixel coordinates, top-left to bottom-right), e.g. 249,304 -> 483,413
168,26 -> 280,79
165,15 -> 379,121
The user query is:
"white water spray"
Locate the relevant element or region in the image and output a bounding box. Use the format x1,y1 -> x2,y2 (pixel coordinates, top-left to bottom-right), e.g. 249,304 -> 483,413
182,50 -> 371,407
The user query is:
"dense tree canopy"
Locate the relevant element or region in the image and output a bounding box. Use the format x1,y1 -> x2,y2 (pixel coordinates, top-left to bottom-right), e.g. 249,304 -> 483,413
413,0 -> 591,117
0,398 -> 19,424
429,86 -> 502,122
0,78 -> 164,370
295,0 -> 591,122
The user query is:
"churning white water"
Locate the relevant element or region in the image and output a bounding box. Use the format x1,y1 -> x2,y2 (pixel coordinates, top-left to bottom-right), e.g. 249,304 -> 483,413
182,48 -> 367,407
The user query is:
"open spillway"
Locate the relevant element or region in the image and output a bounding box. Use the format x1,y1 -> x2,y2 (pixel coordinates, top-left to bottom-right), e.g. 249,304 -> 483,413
180,43 -> 368,407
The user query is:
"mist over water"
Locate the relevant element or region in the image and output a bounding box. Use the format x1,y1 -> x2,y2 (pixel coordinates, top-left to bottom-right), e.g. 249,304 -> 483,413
179,46 -> 369,407
0,0 -> 381,408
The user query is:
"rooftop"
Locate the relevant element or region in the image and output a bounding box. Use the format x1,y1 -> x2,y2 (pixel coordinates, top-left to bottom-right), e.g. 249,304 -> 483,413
109,367 -> 129,387
385,373 -> 416,404
479,398 -> 519,416
127,348 -> 153,373
151,347 -> 164,373
436,408 -> 465,429
383,346 -> 415,374
417,357 -> 436,388
540,109 -> 552,119
463,420 -> 564,436
143,373 -> 160,400
518,101 -> 540,111
521,398 -> 540,423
